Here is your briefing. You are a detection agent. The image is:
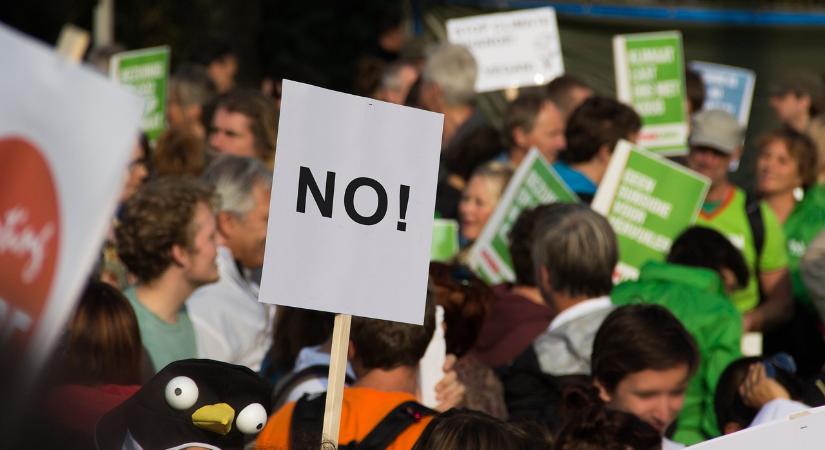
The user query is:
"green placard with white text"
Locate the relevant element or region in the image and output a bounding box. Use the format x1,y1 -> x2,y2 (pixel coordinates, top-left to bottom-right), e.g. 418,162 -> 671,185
614,31 -> 688,156
110,46 -> 170,144
592,141 -> 709,280
468,149 -> 578,284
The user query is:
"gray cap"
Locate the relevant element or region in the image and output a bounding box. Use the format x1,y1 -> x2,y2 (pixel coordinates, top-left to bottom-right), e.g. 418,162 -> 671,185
689,109 -> 743,154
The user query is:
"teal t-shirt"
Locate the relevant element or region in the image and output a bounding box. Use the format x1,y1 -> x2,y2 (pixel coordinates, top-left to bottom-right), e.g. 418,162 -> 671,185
784,185 -> 825,307
124,286 -> 197,372
696,187 -> 789,312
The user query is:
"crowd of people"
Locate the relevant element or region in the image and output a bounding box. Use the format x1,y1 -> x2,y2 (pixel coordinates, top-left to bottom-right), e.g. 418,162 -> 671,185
18,11 -> 825,450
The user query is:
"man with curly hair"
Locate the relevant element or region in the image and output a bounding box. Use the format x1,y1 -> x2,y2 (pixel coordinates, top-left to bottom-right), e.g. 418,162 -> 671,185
115,177 -> 219,372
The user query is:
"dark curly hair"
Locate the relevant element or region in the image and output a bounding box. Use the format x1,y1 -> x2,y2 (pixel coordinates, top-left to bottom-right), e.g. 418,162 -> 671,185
553,405 -> 661,450
115,177 -> 216,283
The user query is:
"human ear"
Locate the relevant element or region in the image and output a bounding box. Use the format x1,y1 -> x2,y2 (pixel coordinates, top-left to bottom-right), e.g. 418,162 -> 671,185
594,379 -> 612,403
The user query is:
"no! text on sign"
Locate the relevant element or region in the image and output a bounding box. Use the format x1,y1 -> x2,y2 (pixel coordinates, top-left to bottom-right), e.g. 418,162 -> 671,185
259,80 -> 443,325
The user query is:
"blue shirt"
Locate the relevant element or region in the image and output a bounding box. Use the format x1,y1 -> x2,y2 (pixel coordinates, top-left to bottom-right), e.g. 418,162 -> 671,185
553,161 -> 597,196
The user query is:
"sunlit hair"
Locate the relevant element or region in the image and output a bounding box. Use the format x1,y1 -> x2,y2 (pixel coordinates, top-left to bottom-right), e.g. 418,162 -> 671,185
531,203 -> 617,298
422,43 -> 477,106
758,126 -> 819,190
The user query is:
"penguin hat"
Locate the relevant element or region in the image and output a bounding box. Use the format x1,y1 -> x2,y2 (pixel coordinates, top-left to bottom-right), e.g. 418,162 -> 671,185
96,359 -> 272,450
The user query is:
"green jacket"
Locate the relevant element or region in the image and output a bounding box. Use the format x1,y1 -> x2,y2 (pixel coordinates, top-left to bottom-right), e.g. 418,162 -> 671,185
611,261 -> 743,446
785,185 -> 825,307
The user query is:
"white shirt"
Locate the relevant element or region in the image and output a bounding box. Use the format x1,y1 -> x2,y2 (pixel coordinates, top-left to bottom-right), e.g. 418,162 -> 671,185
188,246 -> 276,371
548,296 -> 612,331
662,437 -> 685,450
750,398 -> 810,427
284,345 -> 356,403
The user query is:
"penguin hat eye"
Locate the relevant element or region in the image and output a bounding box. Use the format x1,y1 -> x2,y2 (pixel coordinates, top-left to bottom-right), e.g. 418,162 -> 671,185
235,403 -> 268,434
164,376 -> 199,410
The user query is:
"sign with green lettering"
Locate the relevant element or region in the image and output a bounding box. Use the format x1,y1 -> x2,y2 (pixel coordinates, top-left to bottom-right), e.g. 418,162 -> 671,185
110,46 -> 170,143
468,149 -> 578,284
614,31 -> 688,155
592,141 -> 709,280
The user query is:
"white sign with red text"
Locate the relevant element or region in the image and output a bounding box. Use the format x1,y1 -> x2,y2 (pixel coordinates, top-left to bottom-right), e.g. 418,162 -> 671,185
0,23 -> 143,372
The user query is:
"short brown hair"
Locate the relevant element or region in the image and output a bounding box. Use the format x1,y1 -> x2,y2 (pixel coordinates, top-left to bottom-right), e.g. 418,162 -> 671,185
116,177 -> 216,283
559,97 -> 641,164
546,74 -> 592,117
502,94 -> 547,150
758,126 -> 819,190
592,305 -> 699,393
62,280 -> 143,385
153,127 -> 207,177
350,292 -> 435,371
412,409 -> 530,450
685,68 -> 706,114
215,89 -> 279,167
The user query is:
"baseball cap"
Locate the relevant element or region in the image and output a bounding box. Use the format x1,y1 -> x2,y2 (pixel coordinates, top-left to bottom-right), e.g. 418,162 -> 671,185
689,109 -> 743,154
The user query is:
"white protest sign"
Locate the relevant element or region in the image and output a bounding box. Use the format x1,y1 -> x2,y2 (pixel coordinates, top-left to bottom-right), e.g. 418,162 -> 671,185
447,7 -> 564,93
418,305 -> 446,408
259,80 -> 443,325
0,23 -> 143,372
690,405 -> 825,449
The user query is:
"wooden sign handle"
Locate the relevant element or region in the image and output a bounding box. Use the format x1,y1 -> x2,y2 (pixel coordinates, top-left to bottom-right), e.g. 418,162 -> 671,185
55,24 -> 90,63
321,313 -> 352,448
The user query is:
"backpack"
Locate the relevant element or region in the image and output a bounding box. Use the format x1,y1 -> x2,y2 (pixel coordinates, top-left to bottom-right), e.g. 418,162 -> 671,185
744,191 -> 765,267
288,392 -> 435,450
271,364 -> 355,411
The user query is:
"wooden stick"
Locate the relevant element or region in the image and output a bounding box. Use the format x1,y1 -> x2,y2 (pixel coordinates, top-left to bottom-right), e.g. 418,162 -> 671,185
55,24 -> 90,63
321,313 -> 352,448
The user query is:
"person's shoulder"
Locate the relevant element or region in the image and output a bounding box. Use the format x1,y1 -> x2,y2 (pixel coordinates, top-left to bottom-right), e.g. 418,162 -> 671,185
256,400 -> 296,449
391,414 -> 434,450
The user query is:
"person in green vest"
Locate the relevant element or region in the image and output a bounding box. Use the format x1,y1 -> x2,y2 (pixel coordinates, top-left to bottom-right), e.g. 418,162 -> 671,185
754,127 -> 825,376
612,226 -> 749,445
687,109 -> 793,333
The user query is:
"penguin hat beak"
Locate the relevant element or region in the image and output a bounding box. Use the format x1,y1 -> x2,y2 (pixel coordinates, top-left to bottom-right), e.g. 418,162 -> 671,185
192,403 -> 236,435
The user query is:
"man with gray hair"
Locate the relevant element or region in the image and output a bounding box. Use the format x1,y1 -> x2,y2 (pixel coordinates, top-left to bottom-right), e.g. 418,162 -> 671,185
528,202 -> 618,375
502,203 -> 617,422
420,43 -> 500,219
186,154 -> 276,371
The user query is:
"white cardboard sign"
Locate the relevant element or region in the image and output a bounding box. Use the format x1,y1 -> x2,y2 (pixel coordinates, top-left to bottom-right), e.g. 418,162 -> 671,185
447,7 -> 564,93
0,23 -> 143,371
259,80 -> 443,325
690,405 -> 825,449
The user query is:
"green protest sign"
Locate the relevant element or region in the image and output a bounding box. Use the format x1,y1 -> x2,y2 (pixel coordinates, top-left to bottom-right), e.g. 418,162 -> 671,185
468,149 -> 578,284
110,46 -> 170,143
614,31 -> 688,156
431,219 -> 459,262
592,141 -> 709,280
